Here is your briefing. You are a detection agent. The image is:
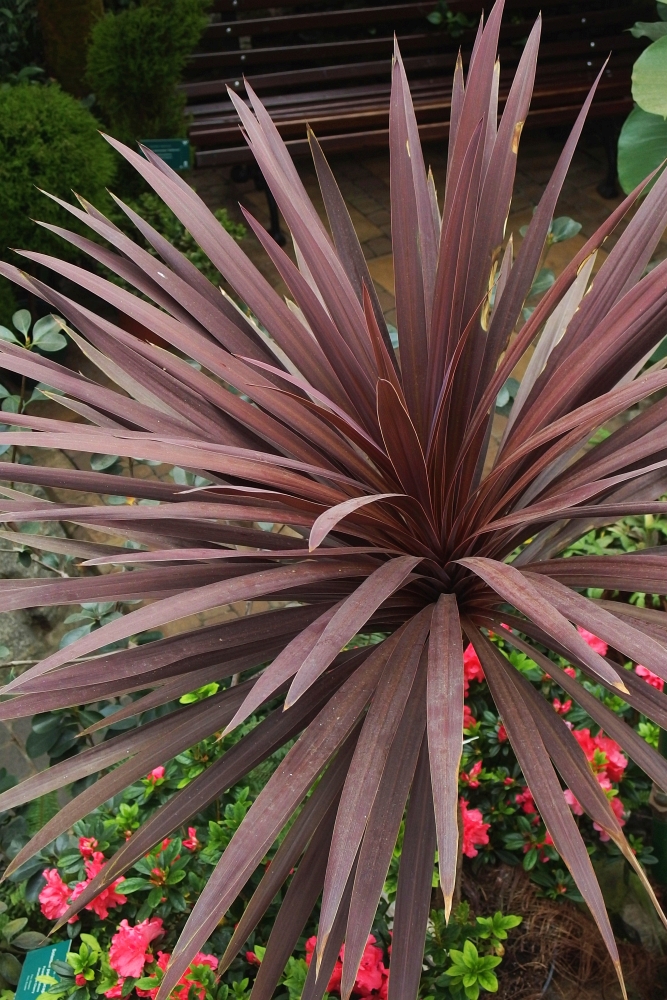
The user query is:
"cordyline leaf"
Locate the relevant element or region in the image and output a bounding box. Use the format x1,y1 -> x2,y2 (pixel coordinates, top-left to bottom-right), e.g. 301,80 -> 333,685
481,609 -> 667,733
479,616 -> 667,788
317,609 -> 432,959
457,558 -> 627,691
341,658 -> 427,1000
387,737 -> 436,1000
285,556 -> 421,707
309,131 -> 392,359
522,570 -> 667,682
221,602 -> 341,736
3,0 -> 667,980
302,859 -> 357,1000
219,731 -> 357,973
250,802 -> 337,1000
1,559 -> 373,695
309,494 -> 406,552
427,594 -> 464,920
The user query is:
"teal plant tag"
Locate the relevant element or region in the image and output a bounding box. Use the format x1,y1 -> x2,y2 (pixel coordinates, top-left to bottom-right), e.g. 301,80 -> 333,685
141,139 -> 190,171
15,941 -> 71,1000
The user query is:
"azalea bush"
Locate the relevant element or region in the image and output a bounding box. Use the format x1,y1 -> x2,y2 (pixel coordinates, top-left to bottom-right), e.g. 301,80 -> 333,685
0,740 -> 522,1000
0,616 -> 658,1000
3,0 -> 667,997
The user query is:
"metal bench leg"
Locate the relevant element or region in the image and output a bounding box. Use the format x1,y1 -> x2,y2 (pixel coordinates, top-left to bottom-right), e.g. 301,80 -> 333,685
261,178 -> 287,246
230,163 -> 286,246
597,119 -> 619,200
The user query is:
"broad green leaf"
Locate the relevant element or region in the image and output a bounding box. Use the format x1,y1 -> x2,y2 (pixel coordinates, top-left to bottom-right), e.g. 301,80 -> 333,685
618,105 -> 667,194
0,952 -> 22,985
2,395 -> 21,414
630,21 -> 667,41
2,917 -> 28,941
0,326 -> 19,343
34,331 -> 67,353
477,970 -> 499,991
632,35 -> 667,116
114,877 -> 151,893
90,453 -> 120,472
528,268 -> 555,298
12,309 -> 31,335
12,931 -> 51,951
550,216 -> 582,243
32,315 -> 62,341
59,624 -> 94,649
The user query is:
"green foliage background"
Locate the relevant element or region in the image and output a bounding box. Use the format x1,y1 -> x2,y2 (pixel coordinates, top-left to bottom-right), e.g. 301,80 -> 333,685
86,0 -> 210,147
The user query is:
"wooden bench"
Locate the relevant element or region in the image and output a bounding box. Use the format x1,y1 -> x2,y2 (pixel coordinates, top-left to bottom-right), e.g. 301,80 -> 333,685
182,0 -> 651,240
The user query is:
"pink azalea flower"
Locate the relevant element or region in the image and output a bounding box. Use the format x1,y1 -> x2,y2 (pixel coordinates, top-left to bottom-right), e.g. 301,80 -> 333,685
564,789 -> 584,815
39,868 -> 72,921
576,627 -> 608,656
552,698 -> 572,715
349,937 -> 385,996
515,788 -> 537,815
594,792 -> 626,842
563,666 -> 577,678
460,760 -> 482,788
635,664 -> 664,692
78,837 -> 99,859
571,727 -> 597,759
463,703 -> 476,729
75,975 -> 87,987
593,733 -> 627,784
109,917 -> 164,979
460,798 -> 490,858
463,644 -> 485,694
183,827 -> 200,851
305,935 -> 386,996
497,723 -> 508,743
69,855 -> 126,920
147,766 -> 165,784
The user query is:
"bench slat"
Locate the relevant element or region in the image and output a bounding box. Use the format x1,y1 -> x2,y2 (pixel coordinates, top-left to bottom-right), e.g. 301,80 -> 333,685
195,95 -> 633,166
202,4 -> 628,42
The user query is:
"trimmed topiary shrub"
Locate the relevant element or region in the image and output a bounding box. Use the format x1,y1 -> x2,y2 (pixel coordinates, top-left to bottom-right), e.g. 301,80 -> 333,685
0,82 -> 116,261
86,0 -> 209,147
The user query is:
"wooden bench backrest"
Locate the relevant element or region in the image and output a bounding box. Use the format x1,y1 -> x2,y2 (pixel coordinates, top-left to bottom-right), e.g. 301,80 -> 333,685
184,0 -> 648,99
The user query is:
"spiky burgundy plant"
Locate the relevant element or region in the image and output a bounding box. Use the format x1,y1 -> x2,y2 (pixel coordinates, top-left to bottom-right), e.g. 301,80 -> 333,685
2,1 -> 667,995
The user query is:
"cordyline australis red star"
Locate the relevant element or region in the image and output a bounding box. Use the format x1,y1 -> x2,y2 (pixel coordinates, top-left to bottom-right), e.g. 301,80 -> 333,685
2,1 -> 667,996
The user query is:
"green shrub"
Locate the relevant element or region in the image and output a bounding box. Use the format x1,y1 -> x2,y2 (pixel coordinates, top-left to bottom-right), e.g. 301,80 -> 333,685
0,83 -> 116,260
86,0 -> 209,147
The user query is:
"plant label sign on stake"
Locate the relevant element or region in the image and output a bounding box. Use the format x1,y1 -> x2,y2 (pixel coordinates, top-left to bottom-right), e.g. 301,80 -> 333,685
140,140 -> 190,172
14,941 -> 71,1000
